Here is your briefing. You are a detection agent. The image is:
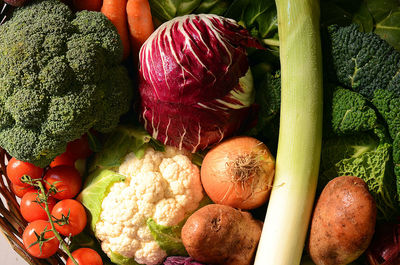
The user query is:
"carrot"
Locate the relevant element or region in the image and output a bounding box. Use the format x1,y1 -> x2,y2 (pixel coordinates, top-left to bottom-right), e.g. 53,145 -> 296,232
126,0 -> 154,64
73,0 -> 102,11
101,0 -> 131,60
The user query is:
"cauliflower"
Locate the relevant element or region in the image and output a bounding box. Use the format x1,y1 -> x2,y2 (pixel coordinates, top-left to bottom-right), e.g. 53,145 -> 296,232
94,146 -> 204,265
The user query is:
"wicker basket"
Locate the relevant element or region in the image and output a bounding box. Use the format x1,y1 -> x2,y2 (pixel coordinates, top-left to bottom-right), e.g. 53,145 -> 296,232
0,147 -> 68,265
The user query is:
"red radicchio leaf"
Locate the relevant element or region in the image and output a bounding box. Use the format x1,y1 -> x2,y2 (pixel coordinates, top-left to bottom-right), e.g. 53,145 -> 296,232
139,14 -> 263,152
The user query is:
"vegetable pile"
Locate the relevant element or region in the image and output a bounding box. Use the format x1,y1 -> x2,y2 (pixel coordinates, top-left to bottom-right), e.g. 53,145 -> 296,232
1,0 -> 400,265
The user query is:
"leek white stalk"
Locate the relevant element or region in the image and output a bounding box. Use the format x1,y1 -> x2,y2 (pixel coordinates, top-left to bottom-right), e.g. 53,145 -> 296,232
254,0 -> 323,264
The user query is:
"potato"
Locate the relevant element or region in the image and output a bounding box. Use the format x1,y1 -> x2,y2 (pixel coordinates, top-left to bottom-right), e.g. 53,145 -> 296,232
308,175 -> 377,265
181,204 -> 263,265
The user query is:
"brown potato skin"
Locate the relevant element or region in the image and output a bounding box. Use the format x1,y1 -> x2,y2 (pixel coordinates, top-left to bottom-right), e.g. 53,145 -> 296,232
308,176 -> 377,265
181,204 -> 263,265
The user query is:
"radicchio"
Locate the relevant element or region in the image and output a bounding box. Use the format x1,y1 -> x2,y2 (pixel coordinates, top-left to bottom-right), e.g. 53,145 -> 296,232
139,14 -> 262,152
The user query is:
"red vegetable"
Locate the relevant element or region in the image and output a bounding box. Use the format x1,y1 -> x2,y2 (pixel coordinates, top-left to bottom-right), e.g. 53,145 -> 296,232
139,14 -> 262,152
65,134 -> 92,160
52,199 -> 87,236
6,157 -> 43,187
72,0 -> 102,11
50,152 -> 76,168
44,166 -> 82,200
66,248 -> 103,265
23,220 -> 59,258
11,183 -> 36,198
367,221 -> 400,265
20,192 -> 56,222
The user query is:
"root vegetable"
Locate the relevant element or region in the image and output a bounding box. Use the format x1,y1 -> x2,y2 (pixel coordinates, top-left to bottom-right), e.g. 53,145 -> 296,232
181,204 -> 263,265
308,175 -> 377,265
200,136 -> 275,210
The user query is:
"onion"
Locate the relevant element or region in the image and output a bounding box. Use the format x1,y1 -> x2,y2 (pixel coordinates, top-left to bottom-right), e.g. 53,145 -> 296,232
366,221 -> 400,265
200,136 -> 275,210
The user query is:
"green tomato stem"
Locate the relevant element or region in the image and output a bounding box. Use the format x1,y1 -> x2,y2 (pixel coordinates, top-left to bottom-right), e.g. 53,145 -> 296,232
38,181 -> 79,265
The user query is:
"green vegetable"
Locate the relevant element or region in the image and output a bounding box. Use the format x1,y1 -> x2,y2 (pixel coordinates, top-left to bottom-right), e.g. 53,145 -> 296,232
254,0 -> 323,264
0,0 -> 132,167
109,250 -> 141,265
225,0 -> 278,41
148,0 -> 231,22
312,86 -> 399,220
77,169 -> 126,231
327,24 -> 400,204
146,196 -> 212,257
321,0 -> 400,50
89,126 -> 164,172
147,218 -> 187,256
328,87 -> 378,135
246,70 -> 281,155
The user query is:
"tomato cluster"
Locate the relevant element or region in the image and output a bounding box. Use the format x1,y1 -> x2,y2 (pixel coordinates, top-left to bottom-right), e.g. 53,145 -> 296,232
6,134 -> 102,264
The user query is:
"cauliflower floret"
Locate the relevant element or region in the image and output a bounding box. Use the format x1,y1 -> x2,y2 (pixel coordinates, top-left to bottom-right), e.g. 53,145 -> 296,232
95,146 -> 204,265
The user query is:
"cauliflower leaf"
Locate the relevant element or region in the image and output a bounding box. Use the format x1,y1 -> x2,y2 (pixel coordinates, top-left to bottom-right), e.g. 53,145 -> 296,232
77,169 -> 126,231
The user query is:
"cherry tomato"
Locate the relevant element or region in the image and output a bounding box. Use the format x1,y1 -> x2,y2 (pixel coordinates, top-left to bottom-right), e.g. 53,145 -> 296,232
66,134 -> 92,160
44,166 -> 82,200
51,199 -> 87,236
66,248 -> 103,265
11,183 -> 36,198
6,157 -> 43,187
23,220 -> 59,258
50,152 -> 76,168
20,191 -> 57,222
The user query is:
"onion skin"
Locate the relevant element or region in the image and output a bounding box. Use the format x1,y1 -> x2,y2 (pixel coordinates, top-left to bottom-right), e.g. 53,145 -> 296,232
201,136 -> 275,210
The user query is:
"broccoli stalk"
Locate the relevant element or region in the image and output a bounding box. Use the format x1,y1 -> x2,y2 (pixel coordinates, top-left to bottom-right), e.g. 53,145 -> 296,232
254,0 -> 323,264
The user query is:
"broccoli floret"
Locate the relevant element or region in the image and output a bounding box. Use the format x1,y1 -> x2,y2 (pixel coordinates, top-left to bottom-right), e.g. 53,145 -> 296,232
327,24 -> 400,205
0,0 -> 132,167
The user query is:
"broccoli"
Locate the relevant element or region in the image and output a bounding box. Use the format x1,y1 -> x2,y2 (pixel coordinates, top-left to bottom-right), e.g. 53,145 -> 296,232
0,0 -> 133,167
326,24 -> 400,205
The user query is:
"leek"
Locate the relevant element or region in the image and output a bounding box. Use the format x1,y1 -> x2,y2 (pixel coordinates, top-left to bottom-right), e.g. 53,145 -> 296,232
254,0 -> 323,264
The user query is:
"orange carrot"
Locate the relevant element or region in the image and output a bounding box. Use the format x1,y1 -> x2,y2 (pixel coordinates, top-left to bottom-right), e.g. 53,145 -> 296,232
73,0 -> 102,11
126,0 -> 154,64
101,0 -> 131,60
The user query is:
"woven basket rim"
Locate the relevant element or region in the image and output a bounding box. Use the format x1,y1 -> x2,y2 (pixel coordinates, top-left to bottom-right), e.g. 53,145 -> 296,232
0,147 -> 68,265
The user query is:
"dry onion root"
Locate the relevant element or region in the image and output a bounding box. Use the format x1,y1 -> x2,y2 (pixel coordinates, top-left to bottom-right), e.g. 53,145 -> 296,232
200,136 -> 275,210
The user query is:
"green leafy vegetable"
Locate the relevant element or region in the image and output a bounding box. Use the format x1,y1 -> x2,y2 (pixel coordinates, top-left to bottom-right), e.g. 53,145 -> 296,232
89,126 -> 163,172
329,88 -> 378,135
246,70 -> 280,155
109,250 -> 141,265
321,0 -> 400,50
225,0 -> 278,40
320,132 -> 398,220
148,0 -> 230,21
147,219 -> 187,256
326,24 -> 400,204
77,169 -> 126,230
